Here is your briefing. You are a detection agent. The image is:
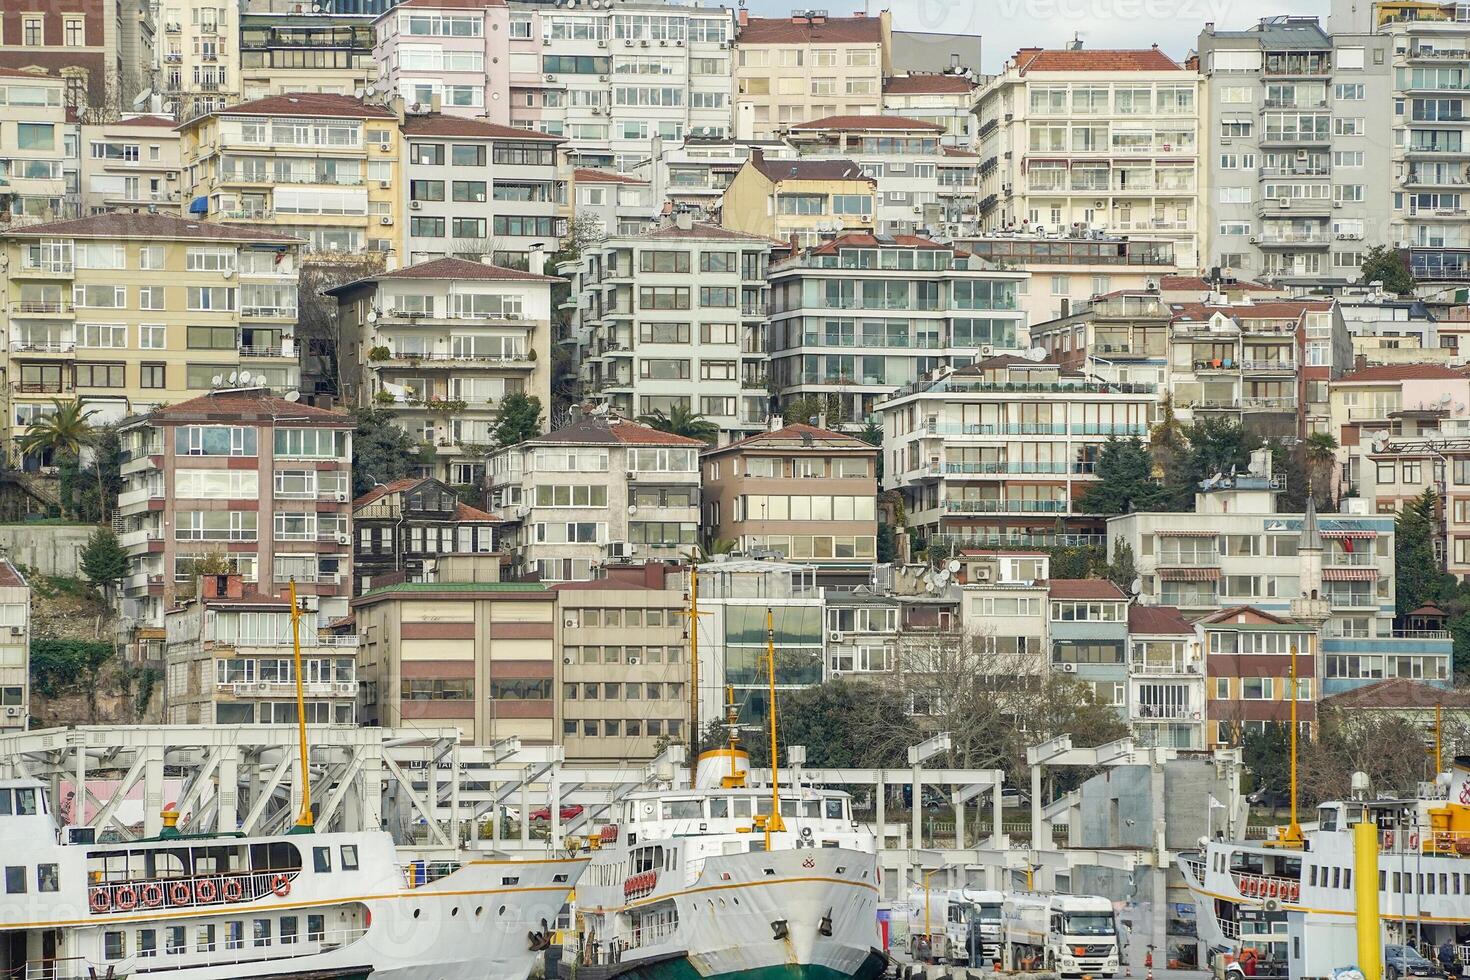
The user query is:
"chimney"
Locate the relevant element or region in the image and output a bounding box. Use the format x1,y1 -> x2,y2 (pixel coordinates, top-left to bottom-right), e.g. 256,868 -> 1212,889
202,573 -> 244,600
768,413 -> 784,432
675,211 -> 693,231
750,147 -> 764,166
737,7 -> 748,26
528,243 -> 546,276
429,93 -> 442,114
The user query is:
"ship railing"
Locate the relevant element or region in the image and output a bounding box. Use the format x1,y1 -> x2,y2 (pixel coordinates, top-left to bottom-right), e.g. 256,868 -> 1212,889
132,925 -> 368,971
1219,919 -> 1241,940
401,860 -> 462,887
627,915 -> 680,951
1181,856 -> 1206,884
87,868 -> 301,913
1381,826 -> 1470,855
9,957 -> 97,980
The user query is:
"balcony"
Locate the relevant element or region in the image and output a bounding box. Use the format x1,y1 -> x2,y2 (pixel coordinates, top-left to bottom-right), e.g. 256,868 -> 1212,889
222,680 -> 357,698
943,499 -> 1069,514
934,461 -> 1086,476
1131,702 -> 1199,721
1195,396 -> 1297,412
1259,165 -> 1330,178
1404,172 -> 1469,189
1408,207 -> 1470,219
1255,232 -> 1332,247
120,528 -> 165,549
239,345 -> 291,358
1240,359 -> 1298,372
11,381 -> 73,394
10,301 -> 74,316
10,341 -> 75,356
13,261 -> 74,279
373,351 -> 535,369
240,307 -> 296,320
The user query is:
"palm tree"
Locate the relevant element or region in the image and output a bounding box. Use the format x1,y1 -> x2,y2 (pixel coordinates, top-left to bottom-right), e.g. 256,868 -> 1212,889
1303,432 -> 1339,506
683,536 -> 737,564
20,400 -> 97,518
637,406 -> 718,444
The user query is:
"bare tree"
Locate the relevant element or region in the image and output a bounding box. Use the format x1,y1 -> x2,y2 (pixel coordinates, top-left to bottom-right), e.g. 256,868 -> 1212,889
298,254 -> 386,404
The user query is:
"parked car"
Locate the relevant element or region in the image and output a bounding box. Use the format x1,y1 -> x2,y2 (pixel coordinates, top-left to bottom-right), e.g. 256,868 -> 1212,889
1386,945 -> 1445,980
529,804 -> 584,822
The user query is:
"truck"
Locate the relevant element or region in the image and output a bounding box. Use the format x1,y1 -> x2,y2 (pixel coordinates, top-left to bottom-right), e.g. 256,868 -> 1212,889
1002,892 -> 1120,978
904,887 -> 1004,966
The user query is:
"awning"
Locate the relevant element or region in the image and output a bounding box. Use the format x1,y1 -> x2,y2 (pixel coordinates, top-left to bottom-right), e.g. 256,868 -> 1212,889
1158,529 -> 1217,537
1323,529 -> 1377,539
1159,567 -> 1221,581
1323,567 -> 1377,581
188,196 -> 208,215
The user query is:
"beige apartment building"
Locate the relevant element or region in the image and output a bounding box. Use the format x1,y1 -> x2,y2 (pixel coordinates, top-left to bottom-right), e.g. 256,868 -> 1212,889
78,115 -> 182,215
720,151 -> 876,247
353,579 -> 558,745
0,68 -> 73,227
0,560 -> 31,731
156,0 -> 242,118
732,11 -> 892,140
552,562 -> 691,764
700,422 -> 879,582
2,213 -> 302,459
177,93 -> 403,259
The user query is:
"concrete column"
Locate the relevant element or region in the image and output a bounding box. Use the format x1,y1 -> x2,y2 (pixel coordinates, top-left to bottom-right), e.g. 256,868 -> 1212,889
911,764 -> 922,852
1150,761 -> 1168,961
876,778 -> 886,851
218,753 -> 238,832
992,782 -> 1003,844
142,746 -> 164,839
450,743 -> 462,848
549,767 -> 561,849
954,797 -> 965,849
73,743 -> 87,828
1030,764 -> 1044,847
520,780 -> 530,849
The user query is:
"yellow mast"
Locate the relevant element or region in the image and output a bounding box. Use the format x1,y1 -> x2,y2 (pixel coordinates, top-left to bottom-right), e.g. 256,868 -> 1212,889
1435,704 -> 1443,775
1281,639 -> 1302,848
764,606 -> 785,848
288,579 -> 313,831
688,566 -> 698,784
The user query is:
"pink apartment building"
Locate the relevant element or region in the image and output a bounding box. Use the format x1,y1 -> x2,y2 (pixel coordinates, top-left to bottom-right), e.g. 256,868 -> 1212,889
373,0 -> 511,124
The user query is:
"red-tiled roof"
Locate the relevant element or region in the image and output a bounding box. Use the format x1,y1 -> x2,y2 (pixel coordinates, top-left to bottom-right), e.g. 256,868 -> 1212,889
1409,604 -> 1447,617
806,232 -> 962,256
402,113 -> 562,141
1017,47 -> 1183,73
789,114 -> 946,132
884,74 -> 975,95
1167,300 -> 1333,322
736,15 -> 883,45
573,168 -> 648,185
639,221 -> 779,243
1322,678 -> 1470,710
1128,605 -> 1194,635
749,156 -> 871,183
111,114 -> 178,128
335,257 -> 560,292
704,422 -> 878,456
0,560 -> 27,590
211,92 -> 395,120
527,415 -> 706,447
353,477 -> 502,521
1336,364 -> 1470,383
3,213 -> 300,243
1160,275 -> 1275,292
138,389 -> 352,425
1198,605 -> 1293,626
1048,579 -> 1126,600
941,147 -> 980,157
0,66 -> 63,79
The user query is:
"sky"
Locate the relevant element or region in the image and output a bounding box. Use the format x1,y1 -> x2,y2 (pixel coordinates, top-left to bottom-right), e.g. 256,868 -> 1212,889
740,0 -> 1332,72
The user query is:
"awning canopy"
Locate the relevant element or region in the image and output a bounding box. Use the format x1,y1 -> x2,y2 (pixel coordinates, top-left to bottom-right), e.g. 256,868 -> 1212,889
1323,529 -> 1377,539
1159,567 -> 1221,581
1323,567 -> 1377,581
1158,529 -> 1217,537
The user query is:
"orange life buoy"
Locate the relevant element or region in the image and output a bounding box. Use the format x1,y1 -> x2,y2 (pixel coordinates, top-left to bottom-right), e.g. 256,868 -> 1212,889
115,885 -> 138,911
140,882 -> 164,909
222,876 -> 244,902
1290,883 -> 1300,902
89,889 -> 111,914
272,873 -> 291,898
195,878 -> 219,903
168,881 -> 192,906
1408,832 -> 1420,849
1241,878 -> 1253,897
1384,830 -> 1394,848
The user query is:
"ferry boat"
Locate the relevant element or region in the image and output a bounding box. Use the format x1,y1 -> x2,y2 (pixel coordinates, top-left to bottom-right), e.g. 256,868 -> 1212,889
0,777 -> 588,980
1178,757 -> 1470,980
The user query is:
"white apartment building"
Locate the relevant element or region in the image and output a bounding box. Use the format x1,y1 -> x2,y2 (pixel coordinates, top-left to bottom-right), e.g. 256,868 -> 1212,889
372,0 -> 511,124
329,255 -> 556,486
766,233 -> 1029,427
78,116 -> 181,215
0,562 -> 30,732
976,44 -> 1203,269
401,112 -> 565,269
563,214 -> 772,439
571,168 -> 660,239
506,2 -> 736,172
632,138 -> 793,218
782,115 -> 982,236
0,70 -> 76,227
487,413 -> 703,583
156,0 -> 241,118
881,72 -> 978,147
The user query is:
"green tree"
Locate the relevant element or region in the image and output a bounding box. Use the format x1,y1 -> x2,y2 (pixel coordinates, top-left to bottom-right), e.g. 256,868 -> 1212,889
1078,438 -> 1166,514
1396,487 -> 1450,615
75,425 -> 124,523
740,679 -> 917,770
1243,722 -> 1292,811
637,405 -> 717,444
29,638 -> 114,722
492,391 -> 545,448
1170,417 -> 1261,503
20,400 -> 97,518
1360,244 -> 1416,296
876,522 -> 897,563
350,407 -> 430,498
1105,539 -> 1138,593
80,527 -> 129,598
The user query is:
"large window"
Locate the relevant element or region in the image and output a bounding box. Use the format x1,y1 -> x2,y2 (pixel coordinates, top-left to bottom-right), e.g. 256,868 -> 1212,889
274,428 -> 347,459
176,426 -> 257,457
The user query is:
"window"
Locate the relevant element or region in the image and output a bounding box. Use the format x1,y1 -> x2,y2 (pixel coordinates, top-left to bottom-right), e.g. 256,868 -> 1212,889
410,180 -> 445,202
5,866 -> 25,894
187,286 -> 235,312
410,216 -> 445,238
452,180 -> 487,202
76,363 -> 125,388
104,932 -> 126,961
410,143 -> 444,166
640,251 -> 690,273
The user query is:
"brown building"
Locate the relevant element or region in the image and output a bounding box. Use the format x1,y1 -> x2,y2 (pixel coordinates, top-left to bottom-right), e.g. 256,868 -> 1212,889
0,0 -> 152,111
552,562 -> 691,764
351,477 -> 501,596
353,578 -> 557,745
1200,605 -> 1319,749
700,422 -> 879,584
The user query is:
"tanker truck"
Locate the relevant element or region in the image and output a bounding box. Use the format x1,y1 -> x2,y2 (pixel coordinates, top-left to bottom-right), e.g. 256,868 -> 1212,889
1001,892 -> 1120,978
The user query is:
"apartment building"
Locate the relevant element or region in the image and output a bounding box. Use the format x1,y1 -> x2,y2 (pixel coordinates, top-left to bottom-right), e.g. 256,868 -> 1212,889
505,2 -> 736,171
571,169 -> 659,240
700,422 -> 879,581
329,256 -> 555,484
765,233 -> 1029,426
691,555 -> 823,721
1196,17 -> 1394,284
879,357 -> 1155,553
975,44 -> 1203,269
781,116 -> 980,236
553,562 -> 691,764
563,215 -> 772,438
0,0 -> 152,111
720,151 -> 877,246
954,549 -> 1052,655
115,388 -> 355,630
1197,605 -> 1320,747
881,72 -> 977,147
487,412 -> 702,583
77,115 -> 181,215
1029,289 -> 1175,394
1126,605 -> 1206,750
732,11 -> 891,140
634,139 -> 792,220
2,213 -> 303,458
0,69 -> 75,227
353,578 -> 557,744
163,573 -> 359,725
400,113 -> 565,268
1332,362 -> 1470,491
156,0 -> 241,118
1048,579 -> 1131,717
178,93 -> 401,258
373,0 -> 509,124
0,561 -> 30,732
240,4 -> 376,99
352,477 -> 500,595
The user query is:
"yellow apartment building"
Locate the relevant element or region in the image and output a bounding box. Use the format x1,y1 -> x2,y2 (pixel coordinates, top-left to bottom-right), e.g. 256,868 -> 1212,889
720,149 -> 876,246
1,212 -> 302,462
177,92 -> 402,260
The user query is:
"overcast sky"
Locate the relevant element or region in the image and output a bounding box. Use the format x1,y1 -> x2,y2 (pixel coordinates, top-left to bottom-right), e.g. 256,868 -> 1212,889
739,0 -> 1332,72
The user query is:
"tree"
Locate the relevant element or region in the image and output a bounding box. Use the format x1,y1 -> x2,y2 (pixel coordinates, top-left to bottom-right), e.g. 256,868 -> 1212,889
876,522 -> 897,563
80,527 -> 129,598
1105,539 -> 1138,593
350,407 -> 430,498
75,425 -> 123,523
298,256 -> 386,400
491,391 -> 545,448
29,639 -> 114,722
637,405 -> 718,444
741,679 -> 917,770
1396,488 -> 1451,615
1243,722 -> 1292,811
1300,708 -> 1467,807
1360,244 -> 1416,296
1078,438 -> 1166,514
1303,432 -> 1339,505
20,400 -> 98,518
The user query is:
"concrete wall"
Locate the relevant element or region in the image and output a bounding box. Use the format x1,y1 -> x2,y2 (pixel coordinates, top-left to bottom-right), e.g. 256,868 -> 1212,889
0,524 -> 95,578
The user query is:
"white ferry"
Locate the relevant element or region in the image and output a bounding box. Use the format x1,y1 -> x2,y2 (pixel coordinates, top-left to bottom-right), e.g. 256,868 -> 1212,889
0,777 -> 587,980
559,748 -> 884,980
1178,757 -> 1470,980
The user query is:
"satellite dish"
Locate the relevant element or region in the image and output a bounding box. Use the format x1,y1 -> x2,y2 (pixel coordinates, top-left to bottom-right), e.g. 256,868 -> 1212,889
1130,577 -> 1143,595
367,309 -> 378,323
285,391 -> 301,402
628,504 -> 637,514
227,372 -> 238,385
238,371 -> 252,384
354,88 -> 365,99
365,84 -> 377,96
210,374 -> 223,386
1024,347 -> 1048,362
1371,430 -> 1391,443
947,559 -> 961,573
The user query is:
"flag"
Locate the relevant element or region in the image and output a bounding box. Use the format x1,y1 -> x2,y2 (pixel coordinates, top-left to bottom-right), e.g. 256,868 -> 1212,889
1208,795 -> 1226,809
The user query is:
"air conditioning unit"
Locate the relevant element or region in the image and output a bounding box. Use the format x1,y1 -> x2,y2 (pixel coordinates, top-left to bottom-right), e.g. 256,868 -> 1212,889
1249,235 -> 1259,244
719,41 -> 728,49
1060,663 -> 1077,672
4,706 -> 21,718
409,200 -> 422,210
545,74 -> 557,82
658,38 -> 667,46
335,490 -> 349,501
598,74 -> 608,82
166,171 -> 178,180
591,107 -> 602,115
598,39 -> 607,47
979,344 -> 994,356
1279,199 -> 1291,208
676,39 -> 684,46
379,216 -> 393,226
301,595 -> 319,611
378,179 -> 390,189
1264,898 -> 1281,912
542,37 -> 551,45
972,567 -> 992,582
221,268 -> 234,279
624,39 -> 634,46
335,533 -> 351,544
607,541 -> 630,558
628,656 -> 640,665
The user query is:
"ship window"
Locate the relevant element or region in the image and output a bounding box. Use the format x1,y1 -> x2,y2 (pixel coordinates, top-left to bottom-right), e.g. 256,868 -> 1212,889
341,846 -> 359,870
781,800 -> 798,818
732,797 -> 752,819
139,930 -> 157,958
104,932 -> 126,960
37,864 -> 57,892
709,799 -> 729,818
307,915 -> 325,941
825,798 -> 842,819
250,841 -> 302,873
4,867 -> 24,893
1332,867 -> 1341,889
253,918 -> 272,947
0,787 -> 38,815
197,925 -> 215,952
225,921 -> 244,950
281,916 -> 298,945
313,847 -> 331,873
663,799 -> 701,819
803,800 -> 820,818
166,926 -> 186,954
1344,869 -> 1352,889
1309,865 -> 1317,886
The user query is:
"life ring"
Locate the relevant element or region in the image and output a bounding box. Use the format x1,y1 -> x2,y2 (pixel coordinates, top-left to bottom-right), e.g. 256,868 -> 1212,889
272,873 -> 291,898
222,877 -> 244,902
195,878 -> 219,903
115,886 -> 138,911
1408,832 -> 1420,849
168,881 -> 192,906
140,882 -> 164,908
1383,831 -> 1394,848
89,889 -> 112,914
1289,883 -> 1299,902
1240,878 -> 1253,897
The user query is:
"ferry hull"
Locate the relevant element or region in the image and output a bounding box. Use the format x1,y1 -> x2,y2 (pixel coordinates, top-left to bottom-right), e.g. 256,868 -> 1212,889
595,952 -> 888,980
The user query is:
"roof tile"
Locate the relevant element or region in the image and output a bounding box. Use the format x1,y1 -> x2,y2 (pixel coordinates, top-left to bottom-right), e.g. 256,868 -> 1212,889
573,167 -> 649,185
750,156 -> 872,183
736,15 -> 883,45
883,74 -> 976,95
1047,578 -> 1126,599
1018,47 -> 1183,73
402,113 -> 562,140
1128,605 -> 1194,634
1336,364 -> 1470,383
3,212 -> 300,244
209,92 -> 395,120
704,422 -> 879,456
526,415 -> 707,448
137,389 -> 352,425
